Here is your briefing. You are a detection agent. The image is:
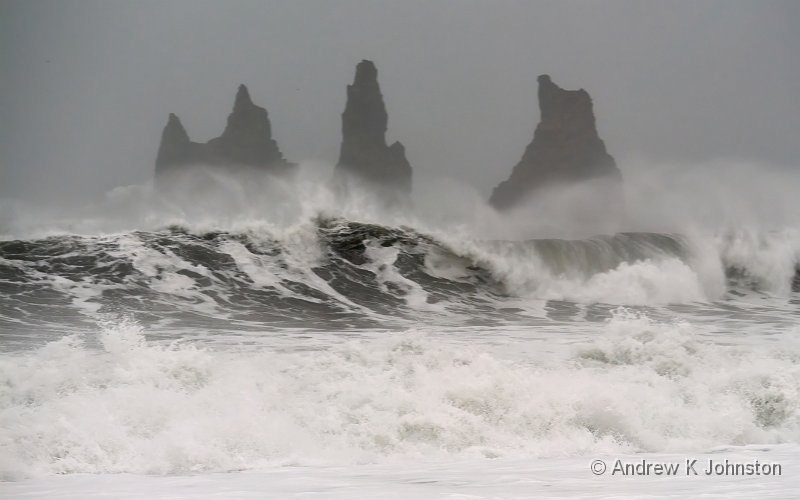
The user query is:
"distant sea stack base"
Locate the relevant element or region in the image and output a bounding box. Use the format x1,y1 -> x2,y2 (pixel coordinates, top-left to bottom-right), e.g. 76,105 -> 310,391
333,60 -> 413,201
489,75 -> 622,211
155,84 -> 293,178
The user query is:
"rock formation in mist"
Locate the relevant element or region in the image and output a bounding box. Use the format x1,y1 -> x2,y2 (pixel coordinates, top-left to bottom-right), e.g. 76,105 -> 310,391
333,60 -> 412,199
155,84 -> 293,177
489,75 -> 622,211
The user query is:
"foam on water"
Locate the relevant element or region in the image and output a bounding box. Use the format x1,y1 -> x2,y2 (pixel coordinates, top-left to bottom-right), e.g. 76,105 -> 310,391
1,311 -> 798,480
718,228 -> 800,295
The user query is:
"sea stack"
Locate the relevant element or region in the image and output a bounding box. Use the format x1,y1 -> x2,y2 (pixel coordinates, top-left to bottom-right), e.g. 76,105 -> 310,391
155,84 -> 293,178
155,113 -> 195,172
489,75 -> 622,211
333,60 -> 412,201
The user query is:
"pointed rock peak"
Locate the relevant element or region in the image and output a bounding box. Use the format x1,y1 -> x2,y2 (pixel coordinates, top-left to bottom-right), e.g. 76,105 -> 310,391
537,74 -> 590,97
489,74 -> 622,213
341,60 -> 389,141
156,113 -> 193,172
354,60 -> 379,86
335,60 -> 412,198
155,86 -> 293,176
234,84 -> 254,111
166,112 -> 183,127
163,113 -> 189,142
537,75 -> 591,122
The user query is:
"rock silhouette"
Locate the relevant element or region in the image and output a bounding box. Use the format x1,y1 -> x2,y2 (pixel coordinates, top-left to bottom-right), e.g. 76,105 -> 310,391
155,84 -> 293,178
489,75 -> 622,211
333,60 -> 412,200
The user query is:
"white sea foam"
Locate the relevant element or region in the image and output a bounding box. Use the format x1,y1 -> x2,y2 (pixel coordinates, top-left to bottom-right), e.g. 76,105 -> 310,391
718,228 -> 800,295
433,237 -> 713,305
1,312 -> 798,479
363,241 -> 449,313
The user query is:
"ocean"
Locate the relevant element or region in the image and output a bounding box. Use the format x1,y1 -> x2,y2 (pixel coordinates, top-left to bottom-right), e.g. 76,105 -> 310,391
1,184 -> 798,498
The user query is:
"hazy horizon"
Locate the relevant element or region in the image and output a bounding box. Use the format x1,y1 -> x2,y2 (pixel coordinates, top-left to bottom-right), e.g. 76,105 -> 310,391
2,0 -> 799,203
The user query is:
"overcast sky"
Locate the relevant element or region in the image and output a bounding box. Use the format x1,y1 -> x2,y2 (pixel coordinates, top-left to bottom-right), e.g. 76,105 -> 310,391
1,0 -> 798,201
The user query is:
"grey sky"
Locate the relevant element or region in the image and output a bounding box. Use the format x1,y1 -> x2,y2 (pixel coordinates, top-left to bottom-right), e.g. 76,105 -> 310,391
1,0 -> 798,201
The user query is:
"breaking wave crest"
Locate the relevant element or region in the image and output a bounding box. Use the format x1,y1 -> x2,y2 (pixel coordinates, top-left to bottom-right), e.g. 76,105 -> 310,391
1,218 -> 798,336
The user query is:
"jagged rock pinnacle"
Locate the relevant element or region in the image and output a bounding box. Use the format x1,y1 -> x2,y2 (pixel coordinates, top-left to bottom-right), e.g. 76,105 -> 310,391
234,84 -> 253,110
155,113 -> 194,174
489,75 -> 622,211
353,60 -> 380,88
154,84 -> 292,178
164,113 -> 189,142
333,60 -> 412,200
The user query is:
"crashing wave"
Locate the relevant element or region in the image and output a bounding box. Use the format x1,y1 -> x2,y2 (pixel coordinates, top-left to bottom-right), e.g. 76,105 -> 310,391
1,218 -> 797,341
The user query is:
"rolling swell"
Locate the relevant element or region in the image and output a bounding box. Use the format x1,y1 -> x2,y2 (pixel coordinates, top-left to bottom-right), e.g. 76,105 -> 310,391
0,218 -> 797,340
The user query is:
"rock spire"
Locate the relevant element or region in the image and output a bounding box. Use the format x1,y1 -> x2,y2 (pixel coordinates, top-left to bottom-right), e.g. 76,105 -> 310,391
489,75 -> 621,210
155,84 -> 292,177
333,60 -> 412,199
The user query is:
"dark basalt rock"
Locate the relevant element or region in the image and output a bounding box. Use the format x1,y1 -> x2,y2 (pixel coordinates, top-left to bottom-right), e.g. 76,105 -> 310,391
155,85 -> 293,178
155,113 -> 196,172
333,60 -> 412,200
489,75 -> 622,210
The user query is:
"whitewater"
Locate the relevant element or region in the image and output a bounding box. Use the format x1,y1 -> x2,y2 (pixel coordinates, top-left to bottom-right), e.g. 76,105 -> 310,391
2,169 -> 800,499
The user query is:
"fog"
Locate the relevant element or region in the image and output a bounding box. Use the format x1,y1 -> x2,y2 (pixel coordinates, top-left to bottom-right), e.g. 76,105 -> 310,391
1,0 -> 799,206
